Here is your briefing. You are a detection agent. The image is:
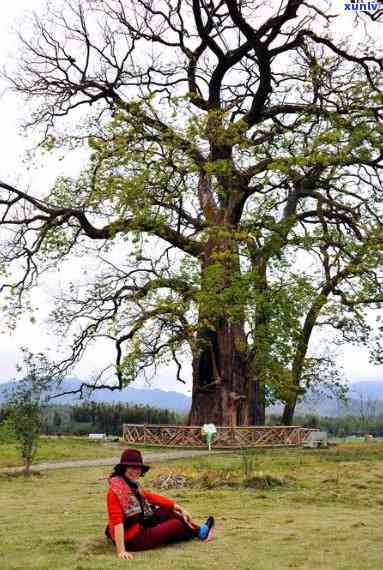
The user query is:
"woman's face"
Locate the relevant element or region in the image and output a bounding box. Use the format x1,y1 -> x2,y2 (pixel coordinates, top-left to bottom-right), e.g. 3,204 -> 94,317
125,466 -> 142,480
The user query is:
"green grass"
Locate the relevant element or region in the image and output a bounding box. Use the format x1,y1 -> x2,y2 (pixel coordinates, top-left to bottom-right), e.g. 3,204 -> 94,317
1,441 -> 383,569
0,437 -> 167,468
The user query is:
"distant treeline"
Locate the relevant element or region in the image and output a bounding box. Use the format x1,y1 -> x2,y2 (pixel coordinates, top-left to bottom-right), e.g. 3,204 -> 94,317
0,402 -> 184,436
268,414 -> 383,437
2,402 -> 383,437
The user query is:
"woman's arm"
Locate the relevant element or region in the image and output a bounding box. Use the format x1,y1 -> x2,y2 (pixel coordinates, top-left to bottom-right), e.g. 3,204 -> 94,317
142,489 -> 195,526
141,489 -> 175,508
107,490 -> 133,560
114,523 -> 133,561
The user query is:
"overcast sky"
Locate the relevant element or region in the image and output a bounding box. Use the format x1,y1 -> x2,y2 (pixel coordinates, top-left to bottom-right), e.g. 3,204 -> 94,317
1,1 -> 383,394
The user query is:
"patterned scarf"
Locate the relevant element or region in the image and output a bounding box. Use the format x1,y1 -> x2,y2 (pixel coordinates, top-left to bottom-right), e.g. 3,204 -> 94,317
109,476 -> 154,521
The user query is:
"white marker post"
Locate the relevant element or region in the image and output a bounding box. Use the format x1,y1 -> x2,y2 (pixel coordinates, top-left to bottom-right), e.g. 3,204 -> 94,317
201,423 -> 217,452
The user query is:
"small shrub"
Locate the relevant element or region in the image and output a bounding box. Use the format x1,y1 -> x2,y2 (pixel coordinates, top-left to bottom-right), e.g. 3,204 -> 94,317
243,472 -> 293,489
194,466 -> 293,491
197,468 -> 237,489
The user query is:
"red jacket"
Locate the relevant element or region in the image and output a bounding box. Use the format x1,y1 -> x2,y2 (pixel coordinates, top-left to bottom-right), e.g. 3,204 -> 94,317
107,486 -> 175,541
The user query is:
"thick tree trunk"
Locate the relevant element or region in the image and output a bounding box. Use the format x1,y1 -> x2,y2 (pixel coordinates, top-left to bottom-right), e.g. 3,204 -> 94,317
281,401 -> 296,425
189,319 -> 249,426
281,288 -> 331,425
246,256 -> 269,425
188,230 -> 249,426
247,379 -> 266,425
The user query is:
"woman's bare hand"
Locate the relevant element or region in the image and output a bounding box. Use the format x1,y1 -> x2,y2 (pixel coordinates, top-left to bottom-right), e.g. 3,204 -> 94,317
117,550 -> 133,561
173,503 -> 196,528
173,503 -> 190,520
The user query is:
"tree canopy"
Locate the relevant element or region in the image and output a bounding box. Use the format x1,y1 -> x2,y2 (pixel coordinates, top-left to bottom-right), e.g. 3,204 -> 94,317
0,1 -> 382,425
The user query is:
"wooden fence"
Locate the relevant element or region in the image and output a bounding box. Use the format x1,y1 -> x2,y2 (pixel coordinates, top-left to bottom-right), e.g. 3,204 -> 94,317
122,424 -> 317,448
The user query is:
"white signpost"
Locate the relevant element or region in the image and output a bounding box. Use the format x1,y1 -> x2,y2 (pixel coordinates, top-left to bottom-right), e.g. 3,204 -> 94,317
201,424 -> 217,451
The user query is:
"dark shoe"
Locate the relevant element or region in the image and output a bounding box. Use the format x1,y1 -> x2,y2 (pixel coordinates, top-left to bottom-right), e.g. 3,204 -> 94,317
205,516 -> 215,541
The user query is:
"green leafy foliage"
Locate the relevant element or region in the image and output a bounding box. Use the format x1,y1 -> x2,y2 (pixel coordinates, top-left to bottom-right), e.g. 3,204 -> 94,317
5,352 -> 53,474
1,1 -> 383,425
0,416 -> 16,444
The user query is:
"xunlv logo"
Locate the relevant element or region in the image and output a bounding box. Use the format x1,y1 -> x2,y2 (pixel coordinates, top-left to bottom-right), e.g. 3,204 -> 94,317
344,1 -> 383,10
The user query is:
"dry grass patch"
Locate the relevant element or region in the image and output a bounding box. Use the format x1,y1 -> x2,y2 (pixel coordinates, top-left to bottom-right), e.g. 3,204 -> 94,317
151,473 -> 192,489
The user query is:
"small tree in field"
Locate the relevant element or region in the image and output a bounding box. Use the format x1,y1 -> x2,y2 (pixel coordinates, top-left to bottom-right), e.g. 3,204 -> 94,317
7,352 -> 53,475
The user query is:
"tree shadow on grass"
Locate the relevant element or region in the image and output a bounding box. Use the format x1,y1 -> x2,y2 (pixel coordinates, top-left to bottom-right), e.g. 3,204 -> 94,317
0,470 -> 46,481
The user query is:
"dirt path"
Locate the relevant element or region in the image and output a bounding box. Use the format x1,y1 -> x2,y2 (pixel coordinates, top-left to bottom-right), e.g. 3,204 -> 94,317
0,449 -> 231,474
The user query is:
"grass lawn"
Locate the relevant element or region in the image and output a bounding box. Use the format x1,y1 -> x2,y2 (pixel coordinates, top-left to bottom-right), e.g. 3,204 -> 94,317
0,437 -> 167,468
1,441 -> 383,569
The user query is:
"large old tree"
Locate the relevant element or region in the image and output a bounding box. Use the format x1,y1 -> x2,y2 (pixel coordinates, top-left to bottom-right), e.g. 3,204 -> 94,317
1,1 -> 383,425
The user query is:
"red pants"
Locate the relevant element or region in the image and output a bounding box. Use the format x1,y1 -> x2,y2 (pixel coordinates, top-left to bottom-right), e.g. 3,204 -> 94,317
125,507 -> 197,551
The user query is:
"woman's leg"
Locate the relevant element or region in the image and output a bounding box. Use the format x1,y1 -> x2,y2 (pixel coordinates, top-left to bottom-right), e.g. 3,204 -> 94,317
149,506 -> 197,525
126,509 -> 198,551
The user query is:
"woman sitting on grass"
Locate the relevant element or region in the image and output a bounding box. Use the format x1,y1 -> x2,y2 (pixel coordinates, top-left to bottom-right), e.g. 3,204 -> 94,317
106,448 -> 215,561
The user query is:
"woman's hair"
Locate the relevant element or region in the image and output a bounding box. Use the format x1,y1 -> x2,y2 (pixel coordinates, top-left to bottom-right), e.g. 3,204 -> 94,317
110,464 -> 127,478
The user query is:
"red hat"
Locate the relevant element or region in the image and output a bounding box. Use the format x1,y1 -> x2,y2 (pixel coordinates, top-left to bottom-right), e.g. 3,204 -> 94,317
118,448 -> 150,474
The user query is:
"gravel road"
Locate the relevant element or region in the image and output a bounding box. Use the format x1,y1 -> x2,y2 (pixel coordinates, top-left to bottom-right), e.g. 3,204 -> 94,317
0,449 -> 230,474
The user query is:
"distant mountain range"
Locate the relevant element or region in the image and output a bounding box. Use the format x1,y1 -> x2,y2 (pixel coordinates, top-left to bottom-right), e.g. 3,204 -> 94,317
346,381 -> 383,399
0,378 -> 191,413
272,381 -> 383,417
2,378 -> 383,417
